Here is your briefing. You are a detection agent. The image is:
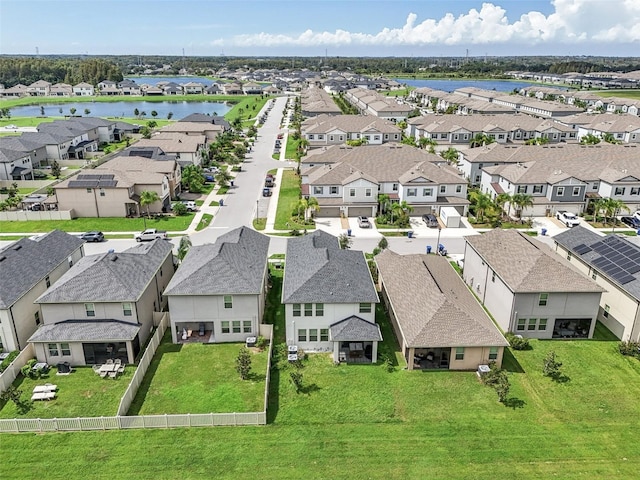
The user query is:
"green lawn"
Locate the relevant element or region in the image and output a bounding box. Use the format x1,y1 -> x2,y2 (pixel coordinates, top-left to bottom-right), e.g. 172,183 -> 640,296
274,170 -> 315,230
127,332 -> 268,415
0,367 -> 130,419
0,214 -> 195,233
285,136 -> 300,160
1,275 -> 639,479
592,89 -> 640,100
253,218 -> 266,230
195,213 -> 213,231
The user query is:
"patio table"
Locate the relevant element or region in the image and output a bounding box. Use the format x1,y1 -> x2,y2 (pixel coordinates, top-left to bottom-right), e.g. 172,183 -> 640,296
33,362 -> 49,371
98,363 -> 118,374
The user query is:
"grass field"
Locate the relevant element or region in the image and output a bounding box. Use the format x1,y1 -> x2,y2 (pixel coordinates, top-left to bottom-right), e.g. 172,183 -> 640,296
127,333 -> 268,415
0,214 -> 195,234
274,170 -> 315,230
592,89 -> 640,100
1,269 -> 639,478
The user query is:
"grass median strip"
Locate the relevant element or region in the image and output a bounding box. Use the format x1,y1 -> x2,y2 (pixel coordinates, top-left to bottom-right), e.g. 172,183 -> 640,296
274,170 -> 315,231
196,213 -> 213,231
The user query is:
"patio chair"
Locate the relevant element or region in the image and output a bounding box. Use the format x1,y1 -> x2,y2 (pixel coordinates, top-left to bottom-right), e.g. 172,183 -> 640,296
92,365 -> 101,373
108,371 -> 117,379
106,359 -> 114,364
114,359 -> 121,365
100,371 -> 108,378
117,365 -> 125,374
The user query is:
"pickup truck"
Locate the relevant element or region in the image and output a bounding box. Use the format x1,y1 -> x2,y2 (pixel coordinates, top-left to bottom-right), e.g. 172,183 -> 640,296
556,211 -> 580,227
135,228 -> 168,242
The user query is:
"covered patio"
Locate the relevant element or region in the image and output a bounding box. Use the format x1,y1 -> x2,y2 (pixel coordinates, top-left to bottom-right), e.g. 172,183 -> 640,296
330,316 -> 382,364
174,322 -> 216,343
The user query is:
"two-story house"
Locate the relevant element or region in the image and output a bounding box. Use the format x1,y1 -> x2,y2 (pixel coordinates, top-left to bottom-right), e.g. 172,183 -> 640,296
29,240 -> 174,365
301,114 -> 402,148
0,231 -> 85,353
463,229 -> 604,339
282,231 -> 381,364
164,227 -> 270,344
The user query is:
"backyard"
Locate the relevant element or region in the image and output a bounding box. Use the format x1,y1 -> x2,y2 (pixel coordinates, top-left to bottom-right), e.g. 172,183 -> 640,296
0,367 -> 130,419
127,332 -> 268,415
1,273 -> 640,479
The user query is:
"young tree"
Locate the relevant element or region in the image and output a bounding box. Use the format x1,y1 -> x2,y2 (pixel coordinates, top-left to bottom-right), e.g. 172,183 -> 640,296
470,191 -> 493,223
172,202 -> 187,216
140,190 -> 160,218
378,236 -> 389,251
236,347 -> 252,380
177,235 -> 192,261
338,233 -> 353,250
495,193 -> 512,218
543,351 -> 563,379
512,193 -> 534,219
215,170 -> 233,188
290,371 -> 304,393
51,160 -> 61,179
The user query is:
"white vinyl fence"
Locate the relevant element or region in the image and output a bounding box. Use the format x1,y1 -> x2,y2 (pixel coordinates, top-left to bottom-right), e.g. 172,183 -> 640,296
0,320 -> 274,433
0,344 -> 34,393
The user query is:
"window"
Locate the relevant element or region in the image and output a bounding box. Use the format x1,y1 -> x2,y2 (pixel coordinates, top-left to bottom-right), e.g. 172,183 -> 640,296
330,186 -> 338,194
365,188 -> 372,197
455,347 -> 465,360
243,321 -> 252,333
308,134 -> 314,140
516,319 -> 526,331
86,188 -> 92,193
614,187 -> 625,196
528,319 -> 537,331
407,188 -> 417,197
221,321 -> 230,333
99,189 -> 106,197
122,303 -> 132,316
572,186 -> 580,196
392,183 -> 398,191
491,272 -> 496,283
48,344 -> 59,356
632,187 -> 640,195
317,135 -> 324,140
440,185 -> 446,194
309,329 -> 318,341
592,270 -> 598,280
34,311 -> 40,325
45,276 -> 51,288
315,303 -> 324,316
232,321 -> 241,333
533,185 -> 543,194
423,188 -> 433,196
517,185 -> 527,194
85,303 -> 95,317
538,293 -> 548,306
604,304 -> 610,318
456,185 -> 462,193
293,304 -> 301,317
224,295 -> 232,308
349,188 -> 356,197
298,329 -> 307,342
567,252 -> 572,261
304,303 -> 313,316
320,329 -> 329,341
538,319 -> 548,330
68,256 -> 74,267
313,186 -> 324,195
359,303 -> 371,314
329,135 -> 334,141
556,187 -> 565,196
60,343 -> 71,356
489,347 -> 498,360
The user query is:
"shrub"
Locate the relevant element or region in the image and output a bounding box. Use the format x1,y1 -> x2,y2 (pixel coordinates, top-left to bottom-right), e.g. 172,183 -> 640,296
172,202 -> 187,216
290,371 -> 304,393
235,347 -> 252,380
543,351 -> 563,379
481,361 -> 511,403
0,351 -> 19,372
505,332 -> 530,350
618,340 -> 640,358
256,336 -> 269,351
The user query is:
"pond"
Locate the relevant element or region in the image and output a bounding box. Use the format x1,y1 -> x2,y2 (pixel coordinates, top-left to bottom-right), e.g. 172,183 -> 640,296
395,78 -> 567,93
9,100 -> 232,120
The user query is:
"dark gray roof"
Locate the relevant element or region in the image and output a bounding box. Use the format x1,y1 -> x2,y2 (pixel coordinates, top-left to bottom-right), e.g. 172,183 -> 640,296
330,316 -> 382,341
465,229 -> 604,293
0,231 -> 84,309
28,319 -> 140,342
376,250 -> 508,348
35,240 -> 172,304
554,226 -> 640,300
282,230 -> 379,304
164,227 -> 269,296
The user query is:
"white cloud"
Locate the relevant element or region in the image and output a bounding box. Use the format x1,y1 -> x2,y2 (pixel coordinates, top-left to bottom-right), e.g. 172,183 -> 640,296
222,0 -> 640,48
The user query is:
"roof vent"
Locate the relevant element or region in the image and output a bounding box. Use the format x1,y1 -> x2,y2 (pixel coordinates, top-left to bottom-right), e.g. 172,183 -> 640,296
109,255 -> 118,262
0,256 -> 6,262
12,245 -> 22,251
108,249 -> 115,253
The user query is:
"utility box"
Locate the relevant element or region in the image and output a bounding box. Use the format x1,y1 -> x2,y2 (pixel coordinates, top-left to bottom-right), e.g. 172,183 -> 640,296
440,206 -> 461,228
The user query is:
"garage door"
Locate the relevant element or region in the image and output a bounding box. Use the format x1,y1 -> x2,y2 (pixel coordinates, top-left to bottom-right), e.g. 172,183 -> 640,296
316,207 -> 341,218
348,206 -> 374,217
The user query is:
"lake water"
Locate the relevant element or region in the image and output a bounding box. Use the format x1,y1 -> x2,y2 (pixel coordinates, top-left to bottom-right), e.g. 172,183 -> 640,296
9,100 -> 232,120
395,78 -> 564,93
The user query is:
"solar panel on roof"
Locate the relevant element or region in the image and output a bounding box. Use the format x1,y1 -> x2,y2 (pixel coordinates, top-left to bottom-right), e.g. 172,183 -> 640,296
573,244 -> 592,255
627,264 -> 640,274
100,180 -> 117,187
606,266 -> 624,276
592,257 -> 610,267
619,274 -> 636,285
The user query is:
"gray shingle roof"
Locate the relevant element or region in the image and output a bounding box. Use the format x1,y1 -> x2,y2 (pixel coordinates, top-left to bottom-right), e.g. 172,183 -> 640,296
554,226 -> 640,301
329,316 -> 382,341
164,227 -> 269,296
465,229 -> 604,293
282,230 -> 379,304
0,231 -> 84,309
376,250 -> 508,348
35,239 -> 172,304
28,319 -> 140,342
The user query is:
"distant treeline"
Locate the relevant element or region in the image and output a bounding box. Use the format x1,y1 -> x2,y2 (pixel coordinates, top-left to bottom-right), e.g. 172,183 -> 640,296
1,55 -> 640,87
0,57 -> 123,87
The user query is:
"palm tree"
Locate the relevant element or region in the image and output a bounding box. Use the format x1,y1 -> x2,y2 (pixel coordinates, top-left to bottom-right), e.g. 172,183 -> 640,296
602,198 -> 629,230
440,147 -> 460,165
140,190 -> 160,219
215,170 -> 233,187
181,165 -> 203,192
495,193 -> 512,218
470,191 -> 493,223
306,196 -> 320,220
580,133 -> 601,145
390,202 -> 404,225
418,137 -> 437,150
469,133 -> 495,148
378,193 -> 390,216
177,236 -> 192,262
295,198 -> 308,221
512,193 -> 533,219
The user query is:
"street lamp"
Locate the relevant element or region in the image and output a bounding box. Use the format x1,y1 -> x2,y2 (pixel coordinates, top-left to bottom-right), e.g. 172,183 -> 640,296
256,199 -> 259,220
436,226 -> 442,254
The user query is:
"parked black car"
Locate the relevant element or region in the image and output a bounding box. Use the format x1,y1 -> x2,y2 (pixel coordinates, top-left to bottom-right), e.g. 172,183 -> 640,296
621,216 -> 640,228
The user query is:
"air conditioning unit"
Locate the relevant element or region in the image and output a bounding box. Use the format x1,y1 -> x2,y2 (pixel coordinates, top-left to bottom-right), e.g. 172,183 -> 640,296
477,364 -> 490,379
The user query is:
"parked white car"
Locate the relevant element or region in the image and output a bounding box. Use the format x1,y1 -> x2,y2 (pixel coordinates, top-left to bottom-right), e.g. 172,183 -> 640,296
556,211 -> 580,227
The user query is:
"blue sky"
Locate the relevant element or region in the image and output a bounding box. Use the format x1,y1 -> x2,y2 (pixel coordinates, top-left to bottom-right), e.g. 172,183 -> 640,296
1,0 -> 638,57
